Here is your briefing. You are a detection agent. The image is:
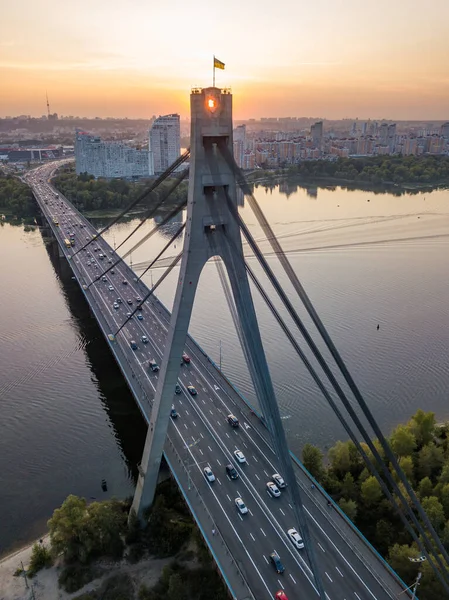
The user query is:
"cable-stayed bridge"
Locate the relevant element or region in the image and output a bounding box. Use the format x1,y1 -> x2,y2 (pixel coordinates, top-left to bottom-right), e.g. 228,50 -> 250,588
24,87 -> 449,600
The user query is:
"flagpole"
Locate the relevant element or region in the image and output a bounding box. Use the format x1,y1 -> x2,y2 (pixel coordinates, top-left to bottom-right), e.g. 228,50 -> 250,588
213,55 -> 215,87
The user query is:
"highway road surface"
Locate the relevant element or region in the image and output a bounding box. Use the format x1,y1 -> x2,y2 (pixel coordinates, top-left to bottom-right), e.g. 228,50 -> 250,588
25,163 -> 409,600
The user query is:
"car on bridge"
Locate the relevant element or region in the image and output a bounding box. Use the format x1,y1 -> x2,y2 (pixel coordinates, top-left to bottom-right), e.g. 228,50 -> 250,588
269,552 -> 285,574
175,384 -> 182,394
113,302 -> 119,309
127,299 -> 133,305
137,314 -> 143,320
141,336 -> 149,344
235,497 -> 248,515
122,280 -> 128,285
287,528 -> 304,550
226,464 -> 239,480
182,352 -> 191,363
272,473 -> 286,488
227,414 -> 239,428
130,340 -> 138,350
266,482 -> 281,498
234,450 -> 246,464
187,385 -> 197,395
149,359 -> 159,372
203,467 -> 215,483
275,591 -> 288,600
108,285 -> 114,291
170,406 -> 178,419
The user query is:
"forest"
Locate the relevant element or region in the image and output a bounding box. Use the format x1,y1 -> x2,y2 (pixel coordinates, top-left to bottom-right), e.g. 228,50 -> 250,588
303,409 -> 449,599
288,155 -> 449,186
0,172 -> 36,218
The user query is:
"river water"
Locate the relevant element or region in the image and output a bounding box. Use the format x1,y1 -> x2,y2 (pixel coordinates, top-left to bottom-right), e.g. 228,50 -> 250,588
1,182 -> 448,555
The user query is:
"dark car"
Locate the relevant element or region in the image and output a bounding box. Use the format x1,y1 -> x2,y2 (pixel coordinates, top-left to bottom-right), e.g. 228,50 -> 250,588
182,352 -> 191,364
226,464 -> 239,480
122,280 -> 128,285
270,552 -> 285,574
175,384 -> 182,395
227,414 -> 239,428
187,385 -> 197,396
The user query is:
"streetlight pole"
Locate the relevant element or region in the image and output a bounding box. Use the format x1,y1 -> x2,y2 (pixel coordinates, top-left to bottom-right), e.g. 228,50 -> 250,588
411,572 -> 422,600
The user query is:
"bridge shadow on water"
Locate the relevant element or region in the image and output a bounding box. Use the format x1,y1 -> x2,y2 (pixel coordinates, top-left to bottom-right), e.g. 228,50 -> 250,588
44,232 -> 148,486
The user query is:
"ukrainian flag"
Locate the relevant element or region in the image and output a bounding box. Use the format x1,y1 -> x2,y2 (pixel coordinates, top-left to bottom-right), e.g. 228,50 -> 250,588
214,57 -> 225,70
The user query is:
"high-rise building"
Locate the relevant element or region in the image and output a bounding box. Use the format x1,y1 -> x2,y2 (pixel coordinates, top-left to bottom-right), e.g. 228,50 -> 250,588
388,123 -> 397,153
441,122 -> 449,139
75,130 -> 151,179
379,123 -> 389,145
149,114 -> 181,174
311,121 -> 323,149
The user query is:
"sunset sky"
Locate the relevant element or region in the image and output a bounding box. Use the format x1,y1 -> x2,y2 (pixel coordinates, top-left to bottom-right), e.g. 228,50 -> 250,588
1,0 -> 448,120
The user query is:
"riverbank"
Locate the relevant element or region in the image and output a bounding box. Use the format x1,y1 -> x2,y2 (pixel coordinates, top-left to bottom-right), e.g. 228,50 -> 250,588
0,534 -> 175,600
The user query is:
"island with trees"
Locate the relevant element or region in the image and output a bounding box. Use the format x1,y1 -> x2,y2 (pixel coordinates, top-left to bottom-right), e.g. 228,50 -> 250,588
52,165 -> 188,217
303,409 -> 449,599
287,155 -> 449,187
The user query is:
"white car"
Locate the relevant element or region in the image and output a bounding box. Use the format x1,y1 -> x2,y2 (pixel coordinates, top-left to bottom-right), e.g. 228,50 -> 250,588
108,285 -> 114,291
272,473 -> 286,488
235,497 -> 248,515
113,302 -> 119,309
203,467 -> 215,483
287,528 -> 304,549
266,481 -> 281,497
234,450 -> 246,463
141,335 -> 149,344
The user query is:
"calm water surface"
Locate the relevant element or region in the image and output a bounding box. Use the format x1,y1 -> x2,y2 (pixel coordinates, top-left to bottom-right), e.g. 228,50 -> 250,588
0,182 -> 448,555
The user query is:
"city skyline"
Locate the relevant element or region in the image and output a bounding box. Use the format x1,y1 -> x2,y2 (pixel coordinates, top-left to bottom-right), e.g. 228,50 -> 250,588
1,0 -> 448,120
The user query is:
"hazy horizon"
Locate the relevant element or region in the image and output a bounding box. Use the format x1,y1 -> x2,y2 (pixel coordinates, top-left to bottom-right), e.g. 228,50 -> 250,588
1,0 -> 448,121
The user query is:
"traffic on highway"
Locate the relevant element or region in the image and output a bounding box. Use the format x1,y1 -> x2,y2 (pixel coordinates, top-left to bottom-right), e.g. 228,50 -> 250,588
25,163 -> 407,600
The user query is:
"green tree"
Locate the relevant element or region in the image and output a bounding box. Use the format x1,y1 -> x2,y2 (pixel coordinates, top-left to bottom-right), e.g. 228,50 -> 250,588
440,484 -> 449,519
408,410 -> 436,447
375,520 -> 396,555
390,425 -> 417,457
387,544 -> 419,583
421,496 -> 445,531
439,463 -> 449,485
418,477 -> 434,500
338,498 -> 357,521
302,444 -> 324,480
398,455 -> 415,483
168,572 -> 187,600
361,476 -> 382,507
328,440 -> 351,476
416,444 -> 444,480
340,473 -> 357,500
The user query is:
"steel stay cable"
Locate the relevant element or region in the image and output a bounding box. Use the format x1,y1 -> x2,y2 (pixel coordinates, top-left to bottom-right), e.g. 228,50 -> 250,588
87,198 -> 187,288
219,151 -> 449,588
222,149 -> 449,578
228,194 -> 449,592
72,148 -> 190,257
113,251 -> 183,337
137,223 -> 185,283
115,168 -> 188,254
237,252 -> 442,592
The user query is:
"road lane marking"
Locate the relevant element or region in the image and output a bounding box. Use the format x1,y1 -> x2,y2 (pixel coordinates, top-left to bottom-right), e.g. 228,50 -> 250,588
254,473 -> 260,480
260,528 -> 266,537
336,566 -> 344,577
250,533 -> 255,541
208,446 -> 213,452
325,572 -> 333,582
279,508 -> 285,516
318,542 -> 326,553
192,421 -> 196,427
289,574 -> 296,584
263,555 -> 269,564
278,579 -> 284,589
226,494 -> 231,502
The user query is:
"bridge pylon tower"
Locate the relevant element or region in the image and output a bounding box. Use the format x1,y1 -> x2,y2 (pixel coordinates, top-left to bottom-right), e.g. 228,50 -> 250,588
131,89 -> 325,599
132,86 -> 263,514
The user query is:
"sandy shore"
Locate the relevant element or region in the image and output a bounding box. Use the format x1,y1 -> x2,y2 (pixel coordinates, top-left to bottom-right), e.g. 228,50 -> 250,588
0,535 -> 172,600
